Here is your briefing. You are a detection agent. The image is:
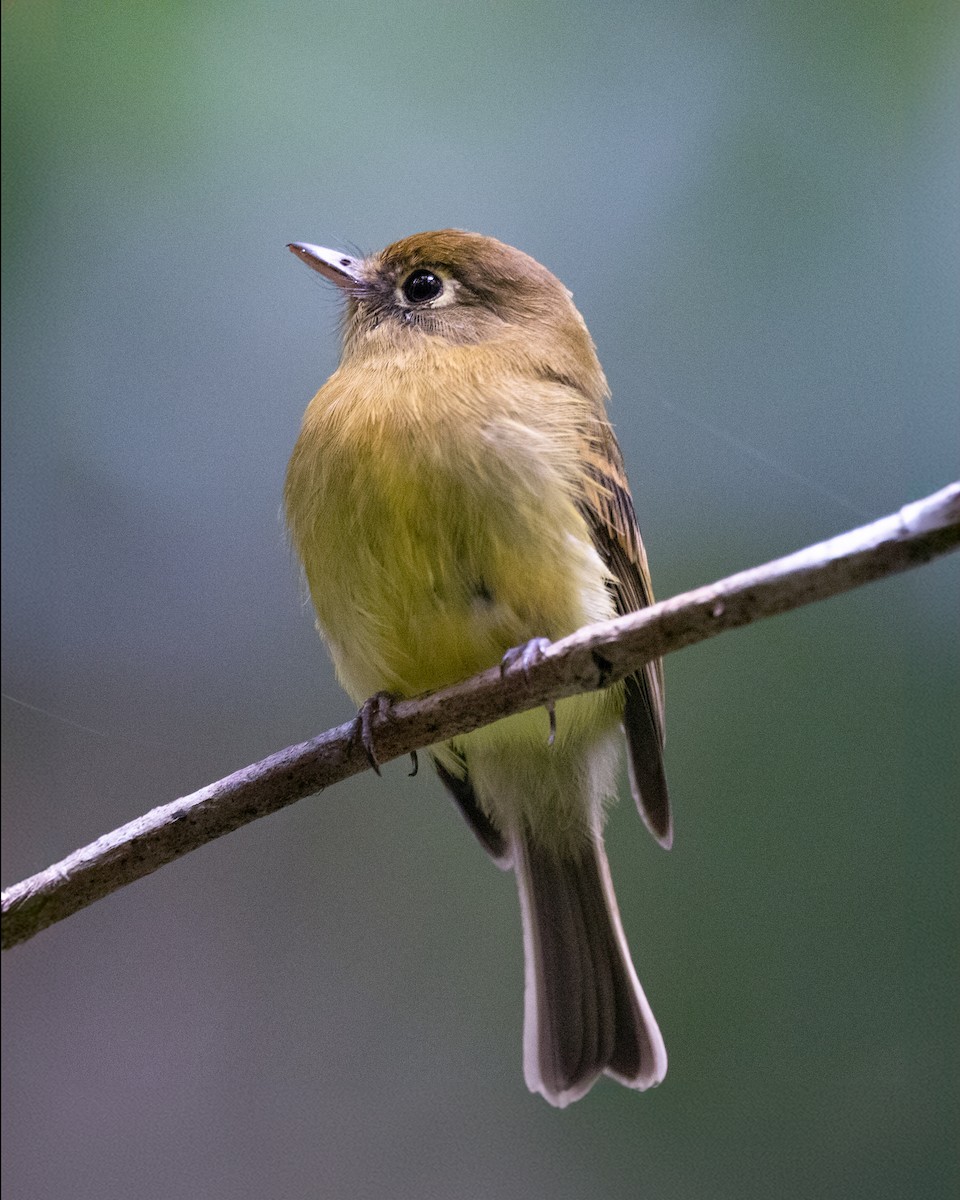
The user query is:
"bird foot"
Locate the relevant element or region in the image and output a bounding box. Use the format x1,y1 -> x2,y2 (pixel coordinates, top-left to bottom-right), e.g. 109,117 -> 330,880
500,637 -> 552,679
355,691 -> 396,775
356,694 -> 419,776
500,638 -> 557,748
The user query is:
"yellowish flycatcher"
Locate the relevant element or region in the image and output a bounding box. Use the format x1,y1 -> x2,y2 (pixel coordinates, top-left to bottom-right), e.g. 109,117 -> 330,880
285,230 -> 670,1106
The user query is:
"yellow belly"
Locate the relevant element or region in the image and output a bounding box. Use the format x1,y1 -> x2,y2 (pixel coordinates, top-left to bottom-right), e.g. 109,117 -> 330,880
291,421 -> 610,690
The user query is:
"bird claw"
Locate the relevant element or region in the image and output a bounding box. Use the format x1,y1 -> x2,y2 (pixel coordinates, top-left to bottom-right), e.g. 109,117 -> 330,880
356,691 -> 395,775
408,750 -> 419,777
500,636 -> 552,678
501,638 -> 557,749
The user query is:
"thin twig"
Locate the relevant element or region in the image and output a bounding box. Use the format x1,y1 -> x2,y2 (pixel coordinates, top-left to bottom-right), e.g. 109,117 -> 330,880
3,482 -> 958,950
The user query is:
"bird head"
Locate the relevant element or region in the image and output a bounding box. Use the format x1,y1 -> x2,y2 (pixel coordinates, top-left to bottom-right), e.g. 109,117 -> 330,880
288,229 -> 607,402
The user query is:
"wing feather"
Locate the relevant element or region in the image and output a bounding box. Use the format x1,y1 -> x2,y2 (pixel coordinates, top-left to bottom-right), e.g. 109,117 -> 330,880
578,422 -> 672,848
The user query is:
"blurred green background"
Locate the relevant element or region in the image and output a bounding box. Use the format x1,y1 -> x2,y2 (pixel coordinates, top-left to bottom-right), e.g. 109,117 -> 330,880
2,2 -> 958,1198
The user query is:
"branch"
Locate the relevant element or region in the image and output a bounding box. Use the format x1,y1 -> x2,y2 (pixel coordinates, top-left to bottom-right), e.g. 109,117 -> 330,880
3,483 -> 958,950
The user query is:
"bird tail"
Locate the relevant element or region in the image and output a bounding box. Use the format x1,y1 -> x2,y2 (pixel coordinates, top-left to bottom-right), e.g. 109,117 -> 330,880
513,821 -> 667,1107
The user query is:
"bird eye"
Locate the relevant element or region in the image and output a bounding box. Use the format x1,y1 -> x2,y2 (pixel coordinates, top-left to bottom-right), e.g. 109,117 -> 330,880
402,269 -> 444,305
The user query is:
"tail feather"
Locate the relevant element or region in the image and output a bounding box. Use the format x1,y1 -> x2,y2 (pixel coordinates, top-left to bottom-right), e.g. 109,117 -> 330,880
514,824 -> 667,1107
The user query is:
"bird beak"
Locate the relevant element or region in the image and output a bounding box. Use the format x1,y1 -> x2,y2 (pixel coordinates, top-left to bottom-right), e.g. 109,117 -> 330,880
287,242 -> 366,288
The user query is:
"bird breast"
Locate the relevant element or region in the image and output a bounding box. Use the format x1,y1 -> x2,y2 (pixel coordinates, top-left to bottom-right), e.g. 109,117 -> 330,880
284,346 -> 616,702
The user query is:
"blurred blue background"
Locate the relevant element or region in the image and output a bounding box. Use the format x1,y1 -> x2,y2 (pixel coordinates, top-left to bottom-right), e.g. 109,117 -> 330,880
2,2 -> 958,1198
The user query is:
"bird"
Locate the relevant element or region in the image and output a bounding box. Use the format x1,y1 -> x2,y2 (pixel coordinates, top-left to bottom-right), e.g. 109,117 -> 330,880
284,229 -> 670,1107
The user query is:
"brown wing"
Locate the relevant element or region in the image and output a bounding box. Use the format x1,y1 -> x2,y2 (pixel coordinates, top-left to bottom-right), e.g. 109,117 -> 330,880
432,750 -> 511,866
579,421 -> 672,849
